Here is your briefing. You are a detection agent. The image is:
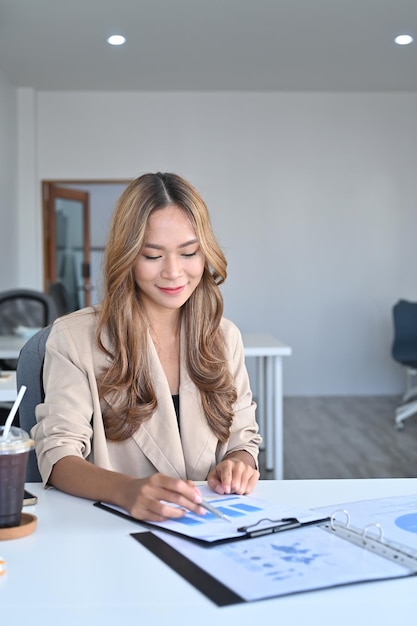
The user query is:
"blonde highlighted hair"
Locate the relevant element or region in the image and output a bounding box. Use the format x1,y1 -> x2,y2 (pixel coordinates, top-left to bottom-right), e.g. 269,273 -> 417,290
97,172 -> 236,442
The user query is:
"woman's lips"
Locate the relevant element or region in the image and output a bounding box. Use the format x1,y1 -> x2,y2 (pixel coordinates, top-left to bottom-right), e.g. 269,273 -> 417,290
158,286 -> 185,295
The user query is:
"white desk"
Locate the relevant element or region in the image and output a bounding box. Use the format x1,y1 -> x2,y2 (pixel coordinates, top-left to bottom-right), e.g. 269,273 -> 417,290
0,335 -> 27,360
242,334 -> 292,479
1,479 -> 416,625
0,371 -> 17,402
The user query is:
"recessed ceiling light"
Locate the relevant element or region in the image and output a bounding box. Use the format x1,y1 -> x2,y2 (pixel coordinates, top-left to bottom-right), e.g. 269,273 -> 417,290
107,35 -> 126,46
394,34 -> 413,46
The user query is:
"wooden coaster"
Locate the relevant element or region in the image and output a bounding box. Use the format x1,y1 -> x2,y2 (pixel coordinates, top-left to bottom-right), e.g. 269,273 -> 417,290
0,513 -> 37,541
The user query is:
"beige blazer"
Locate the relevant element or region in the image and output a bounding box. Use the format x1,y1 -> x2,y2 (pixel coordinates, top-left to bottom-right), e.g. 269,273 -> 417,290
33,307 -> 261,485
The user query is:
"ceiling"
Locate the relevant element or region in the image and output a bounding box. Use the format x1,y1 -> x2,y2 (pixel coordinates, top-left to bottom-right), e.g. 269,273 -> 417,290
0,0 -> 416,92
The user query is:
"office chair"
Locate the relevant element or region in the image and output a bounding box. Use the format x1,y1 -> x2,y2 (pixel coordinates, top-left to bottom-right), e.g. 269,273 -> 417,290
0,289 -> 57,369
391,299 -> 417,429
16,326 -> 52,482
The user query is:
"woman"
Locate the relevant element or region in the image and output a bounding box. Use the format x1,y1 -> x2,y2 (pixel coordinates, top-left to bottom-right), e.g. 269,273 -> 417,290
33,172 -> 261,521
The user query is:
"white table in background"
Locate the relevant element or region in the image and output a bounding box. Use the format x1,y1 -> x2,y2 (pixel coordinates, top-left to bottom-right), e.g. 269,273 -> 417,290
242,334 -> 292,479
0,335 -> 27,360
0,371 -> 17,402
2,478 -> 416,626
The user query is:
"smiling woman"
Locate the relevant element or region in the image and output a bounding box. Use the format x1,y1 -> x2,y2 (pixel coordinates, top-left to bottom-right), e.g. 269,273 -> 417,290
133,206 -> 205,318
32,171 -> 262,524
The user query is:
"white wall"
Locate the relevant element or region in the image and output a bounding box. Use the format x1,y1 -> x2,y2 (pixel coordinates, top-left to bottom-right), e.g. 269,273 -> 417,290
16,90 -> 417,396
0,70 -> 17,287
16,88 -> 40,289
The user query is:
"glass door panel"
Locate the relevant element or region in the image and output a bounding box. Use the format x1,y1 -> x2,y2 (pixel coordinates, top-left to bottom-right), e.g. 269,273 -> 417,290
43,185 -> 91,309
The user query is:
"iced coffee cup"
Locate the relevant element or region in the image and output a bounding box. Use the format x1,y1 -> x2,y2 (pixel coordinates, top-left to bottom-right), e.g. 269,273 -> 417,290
0,426 -> 34,528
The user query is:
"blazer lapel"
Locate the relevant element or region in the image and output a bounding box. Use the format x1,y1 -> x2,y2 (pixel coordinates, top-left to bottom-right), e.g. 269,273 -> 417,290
101,326 -> 217,480
131,337 -> 187,478
177,334 -> 219,480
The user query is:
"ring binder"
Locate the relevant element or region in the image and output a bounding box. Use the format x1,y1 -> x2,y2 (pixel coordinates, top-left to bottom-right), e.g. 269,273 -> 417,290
330,509 -> 350,530
133,494 -> 417,605
362,523 -> 384,541
323,508 -> 417,573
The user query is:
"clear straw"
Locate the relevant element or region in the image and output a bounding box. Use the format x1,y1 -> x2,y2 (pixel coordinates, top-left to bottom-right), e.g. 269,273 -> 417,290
1,385 -> 27,439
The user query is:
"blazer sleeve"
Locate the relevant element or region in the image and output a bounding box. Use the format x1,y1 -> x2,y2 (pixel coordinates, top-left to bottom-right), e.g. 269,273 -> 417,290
31,311 -> 102,485
220,319 -> 262,466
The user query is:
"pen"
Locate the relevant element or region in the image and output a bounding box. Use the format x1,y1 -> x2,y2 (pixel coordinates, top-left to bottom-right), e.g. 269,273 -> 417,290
200,498 -> 232,522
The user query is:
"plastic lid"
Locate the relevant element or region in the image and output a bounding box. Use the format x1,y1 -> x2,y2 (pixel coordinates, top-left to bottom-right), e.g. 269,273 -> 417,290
0,426 -> 34,454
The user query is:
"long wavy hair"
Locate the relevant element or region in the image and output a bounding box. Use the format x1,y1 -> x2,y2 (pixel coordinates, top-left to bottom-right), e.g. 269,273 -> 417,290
97,172 -> 237,442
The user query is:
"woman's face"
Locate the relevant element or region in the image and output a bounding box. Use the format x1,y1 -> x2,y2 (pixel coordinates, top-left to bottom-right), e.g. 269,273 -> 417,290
133,205 -> 205,316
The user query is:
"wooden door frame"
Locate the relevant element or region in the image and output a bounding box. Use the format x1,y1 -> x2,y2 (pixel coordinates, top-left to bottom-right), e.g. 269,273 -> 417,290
42,179 -> 129,304
44,183 -> 91,306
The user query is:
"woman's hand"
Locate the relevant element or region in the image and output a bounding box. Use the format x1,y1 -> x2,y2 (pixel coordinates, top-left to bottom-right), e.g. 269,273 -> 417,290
207,451 -> 260,495
50,457 -> 206,522
121,473 -> 206,522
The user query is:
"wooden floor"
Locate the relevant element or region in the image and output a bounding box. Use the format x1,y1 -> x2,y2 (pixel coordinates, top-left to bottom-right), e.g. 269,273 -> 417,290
259,395 -> 417,480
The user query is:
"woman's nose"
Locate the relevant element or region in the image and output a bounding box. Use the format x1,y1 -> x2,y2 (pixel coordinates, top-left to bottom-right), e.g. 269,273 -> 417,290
161,256 -> 183,278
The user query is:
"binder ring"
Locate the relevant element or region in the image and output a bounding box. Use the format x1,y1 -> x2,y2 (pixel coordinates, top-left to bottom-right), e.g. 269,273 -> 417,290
362,523 -> 384,541
330,509 -> 350,530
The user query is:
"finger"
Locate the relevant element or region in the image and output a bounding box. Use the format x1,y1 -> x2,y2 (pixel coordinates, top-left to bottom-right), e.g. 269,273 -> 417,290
223,462 -> 260,495
206,469 -> 224,495
215,462 -> 236,495
156,478 -> 206,516
129,498 -> 181,522
163,481 -> 202,504
245,469 -> 260,494
128,475 -> 204,521
148,475 -> 201,505
130,492 -> 201,522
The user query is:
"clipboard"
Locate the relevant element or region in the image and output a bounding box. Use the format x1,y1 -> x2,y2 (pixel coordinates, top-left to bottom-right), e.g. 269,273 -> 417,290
94,488 -> 329,546
95,499 -> 329,545
131,502 -> 417,605
132,508 -> 417,606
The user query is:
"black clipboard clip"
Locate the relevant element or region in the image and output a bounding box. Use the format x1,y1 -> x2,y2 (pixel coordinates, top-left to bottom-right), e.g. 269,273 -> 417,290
237,515 -> 330,538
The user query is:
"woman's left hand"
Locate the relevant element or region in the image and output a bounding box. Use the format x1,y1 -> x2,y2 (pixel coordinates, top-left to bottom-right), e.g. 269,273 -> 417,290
206,452 -> 260,495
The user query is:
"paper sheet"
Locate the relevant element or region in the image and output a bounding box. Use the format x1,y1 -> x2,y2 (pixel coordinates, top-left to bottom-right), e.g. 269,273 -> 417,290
100,484 -> 326,543
131,493 -> 417,603
146,524 -> 409,602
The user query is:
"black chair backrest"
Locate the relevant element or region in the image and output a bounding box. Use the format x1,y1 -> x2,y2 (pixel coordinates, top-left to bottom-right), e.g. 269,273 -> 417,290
16,326 -> 52,482
392,299 -> 417,369
0,289 -> 57,335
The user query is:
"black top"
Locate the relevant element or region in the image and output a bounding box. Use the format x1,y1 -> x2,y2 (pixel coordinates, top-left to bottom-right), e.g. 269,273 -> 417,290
172,394 -> 180,422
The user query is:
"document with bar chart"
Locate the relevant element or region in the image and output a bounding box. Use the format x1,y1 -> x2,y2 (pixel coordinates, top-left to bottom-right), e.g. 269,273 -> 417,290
95,484 -> 328,545
96,485 -> 327,545
145,484 -> 328,543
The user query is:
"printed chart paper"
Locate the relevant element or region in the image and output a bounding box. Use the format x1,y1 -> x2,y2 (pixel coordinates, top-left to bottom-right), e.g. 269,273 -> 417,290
99,484 -> 326,543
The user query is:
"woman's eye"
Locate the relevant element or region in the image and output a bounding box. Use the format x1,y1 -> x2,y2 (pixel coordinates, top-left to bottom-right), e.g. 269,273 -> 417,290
143,254 -> 161,260
182,251 -> 198,258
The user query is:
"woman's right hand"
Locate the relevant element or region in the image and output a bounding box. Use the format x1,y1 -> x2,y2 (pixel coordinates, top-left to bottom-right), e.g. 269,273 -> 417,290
121,473 -> 206,522
50,457 -> 206,523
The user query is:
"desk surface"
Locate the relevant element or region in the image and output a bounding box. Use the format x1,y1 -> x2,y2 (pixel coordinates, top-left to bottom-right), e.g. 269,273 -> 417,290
0,335 -> 27,359
242,333 -> 292,356
1,479 -> 416,625
0,371 -> 16,402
